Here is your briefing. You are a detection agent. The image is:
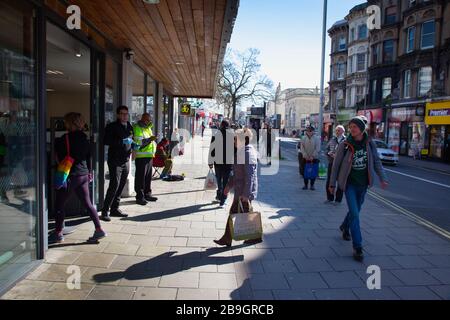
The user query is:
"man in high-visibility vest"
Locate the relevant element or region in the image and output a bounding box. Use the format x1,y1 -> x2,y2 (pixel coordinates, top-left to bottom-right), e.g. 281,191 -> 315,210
133,113 -> 158,205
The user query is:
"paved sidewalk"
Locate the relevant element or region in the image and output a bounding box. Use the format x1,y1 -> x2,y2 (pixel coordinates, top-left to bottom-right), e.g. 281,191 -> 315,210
2,131 -> 450,300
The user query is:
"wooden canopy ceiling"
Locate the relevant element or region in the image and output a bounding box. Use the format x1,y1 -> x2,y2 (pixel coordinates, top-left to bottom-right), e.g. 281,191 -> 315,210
66,0 -> 239,98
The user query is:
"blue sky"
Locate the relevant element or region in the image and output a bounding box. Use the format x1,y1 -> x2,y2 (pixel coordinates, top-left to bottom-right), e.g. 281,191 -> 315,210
228,0 -> 364,90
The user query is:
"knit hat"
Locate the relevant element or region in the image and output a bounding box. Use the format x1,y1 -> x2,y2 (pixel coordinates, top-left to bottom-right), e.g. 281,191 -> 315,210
349,116 -> 367,132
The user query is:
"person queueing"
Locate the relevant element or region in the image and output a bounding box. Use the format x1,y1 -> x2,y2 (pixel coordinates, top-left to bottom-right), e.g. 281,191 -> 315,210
208,120 -> 233,207
325,125 -> 346,205
329,116 -> 388,261
154,138 -> 173,179
101,106 -> 134,221
54,113 -> 107,242
300,126 -> 321,190
133,113 -> 158,205
214,128 -> 261,247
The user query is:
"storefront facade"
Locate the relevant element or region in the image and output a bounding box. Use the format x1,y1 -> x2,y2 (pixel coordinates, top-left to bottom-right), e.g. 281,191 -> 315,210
387,105 -> 426,156
0,0 -> 160,293
0,0 -> 42,293
357,108 -> 385,140
336,108 -> 357,127
0,0 -> 238,295
425,101 -> 450,163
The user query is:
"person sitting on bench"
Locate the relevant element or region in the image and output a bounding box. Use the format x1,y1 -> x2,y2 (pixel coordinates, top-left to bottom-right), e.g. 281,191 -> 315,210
154,138 -> 173,179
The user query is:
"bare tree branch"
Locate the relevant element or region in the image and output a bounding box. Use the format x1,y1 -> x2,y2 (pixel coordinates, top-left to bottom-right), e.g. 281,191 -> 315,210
215,48 -> 274,121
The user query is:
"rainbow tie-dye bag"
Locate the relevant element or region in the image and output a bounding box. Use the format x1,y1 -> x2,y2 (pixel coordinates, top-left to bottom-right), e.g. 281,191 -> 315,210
54,134 -> 74,190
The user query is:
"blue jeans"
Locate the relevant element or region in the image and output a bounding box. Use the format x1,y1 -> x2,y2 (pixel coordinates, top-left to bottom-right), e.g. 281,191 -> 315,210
342,184 -> 368,249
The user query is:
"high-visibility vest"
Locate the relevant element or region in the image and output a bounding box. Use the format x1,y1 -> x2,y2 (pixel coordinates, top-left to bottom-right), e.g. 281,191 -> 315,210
133,123 -> 156,158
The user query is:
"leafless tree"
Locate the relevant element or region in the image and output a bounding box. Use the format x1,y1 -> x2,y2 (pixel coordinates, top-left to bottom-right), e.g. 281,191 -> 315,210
216,48 -> 273,121
214,85 -> 233,119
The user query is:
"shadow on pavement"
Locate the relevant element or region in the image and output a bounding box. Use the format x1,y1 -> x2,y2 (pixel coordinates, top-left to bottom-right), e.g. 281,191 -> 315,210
93,247 -> 245,283
121,204 -> 220,222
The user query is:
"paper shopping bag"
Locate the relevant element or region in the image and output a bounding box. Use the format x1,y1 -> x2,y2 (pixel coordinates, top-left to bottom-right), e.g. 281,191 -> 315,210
229,201 -> 263,241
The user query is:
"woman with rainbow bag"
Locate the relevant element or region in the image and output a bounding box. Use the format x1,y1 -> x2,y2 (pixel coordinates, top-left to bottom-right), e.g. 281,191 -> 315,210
53,113 -> 107,243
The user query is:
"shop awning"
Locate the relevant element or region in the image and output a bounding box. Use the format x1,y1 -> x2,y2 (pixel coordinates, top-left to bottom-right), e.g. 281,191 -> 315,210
64,0 -> 239,98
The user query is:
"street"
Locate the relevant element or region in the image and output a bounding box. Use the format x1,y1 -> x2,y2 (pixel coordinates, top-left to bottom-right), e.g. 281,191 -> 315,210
280,138 -> 450,234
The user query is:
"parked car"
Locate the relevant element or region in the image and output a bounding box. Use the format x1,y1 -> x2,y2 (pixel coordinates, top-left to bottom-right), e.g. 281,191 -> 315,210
373,139 -> 398,165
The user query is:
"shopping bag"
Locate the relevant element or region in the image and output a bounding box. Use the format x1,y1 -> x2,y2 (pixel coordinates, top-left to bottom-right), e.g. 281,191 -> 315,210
318,163 -> 327,180
229,201 -> 263,241
54,135 -> 74,190
304,161 -> 319,180
204,169 -> 217,190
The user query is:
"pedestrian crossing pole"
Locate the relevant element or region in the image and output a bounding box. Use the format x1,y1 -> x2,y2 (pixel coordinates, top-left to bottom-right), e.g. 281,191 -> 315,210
318,0 -> 328,179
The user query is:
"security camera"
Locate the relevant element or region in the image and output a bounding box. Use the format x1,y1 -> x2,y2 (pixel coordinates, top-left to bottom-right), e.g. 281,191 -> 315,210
125,49 -> 135,60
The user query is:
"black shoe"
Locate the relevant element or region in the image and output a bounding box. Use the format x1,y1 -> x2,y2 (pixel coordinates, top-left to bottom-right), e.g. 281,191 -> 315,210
136,199 -> 148,206
310,186 -> 316,191
353,247 -> 364,262
101,215 -> 111,222
243,238 -> 263,245
100,212 -> 111,222
144,195 -> 158,202
213,238 -> 232,247
339,226 -> 351,241
302,186 -> 308,190
110,208 -> 128,218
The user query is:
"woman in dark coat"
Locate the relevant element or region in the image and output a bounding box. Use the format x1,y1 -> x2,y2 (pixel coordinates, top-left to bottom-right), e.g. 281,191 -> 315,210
214,127 -> 261,247
54,113 -> 107,243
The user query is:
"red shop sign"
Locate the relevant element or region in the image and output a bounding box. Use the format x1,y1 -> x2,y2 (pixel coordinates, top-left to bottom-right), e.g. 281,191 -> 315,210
357,108 -> 384,124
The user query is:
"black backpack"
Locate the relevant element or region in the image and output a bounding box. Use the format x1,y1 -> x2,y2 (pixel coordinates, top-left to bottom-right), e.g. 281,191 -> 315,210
162,174 -> 185,182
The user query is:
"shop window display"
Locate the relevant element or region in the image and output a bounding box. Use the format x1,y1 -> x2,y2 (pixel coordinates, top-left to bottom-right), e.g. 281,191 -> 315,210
430,126 -> 445,159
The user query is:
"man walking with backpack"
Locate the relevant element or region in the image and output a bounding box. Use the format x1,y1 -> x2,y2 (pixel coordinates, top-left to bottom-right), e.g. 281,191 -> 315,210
329,116 -> 388,261
208,120 -> 233,207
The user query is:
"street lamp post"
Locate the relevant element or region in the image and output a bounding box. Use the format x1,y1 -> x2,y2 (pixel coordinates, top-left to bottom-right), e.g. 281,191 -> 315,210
319,0 -> 328,148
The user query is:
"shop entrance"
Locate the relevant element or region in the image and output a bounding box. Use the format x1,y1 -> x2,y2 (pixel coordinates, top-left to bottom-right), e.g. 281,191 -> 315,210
399,122 -> 412,156
45,22 -> 104,225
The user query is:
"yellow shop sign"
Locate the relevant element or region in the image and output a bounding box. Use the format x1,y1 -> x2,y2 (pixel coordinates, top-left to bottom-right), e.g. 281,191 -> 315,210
425,101 -> 450,125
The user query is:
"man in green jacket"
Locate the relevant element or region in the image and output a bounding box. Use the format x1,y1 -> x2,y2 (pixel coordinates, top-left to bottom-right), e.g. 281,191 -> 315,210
133,113 -> 158,205
329,116 -> 388,262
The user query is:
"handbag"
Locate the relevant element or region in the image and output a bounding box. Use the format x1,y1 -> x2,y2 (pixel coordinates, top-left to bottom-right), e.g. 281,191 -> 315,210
204,169 -> 218,190
304,161 -> 319,180
54,134 -> 74,190
229,201 -> 263,241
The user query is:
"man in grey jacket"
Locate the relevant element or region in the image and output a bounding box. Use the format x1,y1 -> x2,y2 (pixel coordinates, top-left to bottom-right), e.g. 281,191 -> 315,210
329,116 -> 388,262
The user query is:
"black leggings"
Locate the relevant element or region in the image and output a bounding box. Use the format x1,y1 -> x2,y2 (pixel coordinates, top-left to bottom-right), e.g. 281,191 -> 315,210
55,174 -> 101,232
